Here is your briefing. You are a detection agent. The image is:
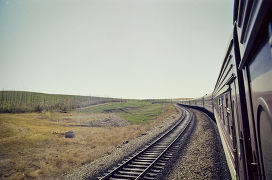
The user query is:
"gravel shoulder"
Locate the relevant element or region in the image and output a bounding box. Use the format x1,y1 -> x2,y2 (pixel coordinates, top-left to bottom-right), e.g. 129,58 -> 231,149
165,108 -> 231,180
66,105 -> 183,180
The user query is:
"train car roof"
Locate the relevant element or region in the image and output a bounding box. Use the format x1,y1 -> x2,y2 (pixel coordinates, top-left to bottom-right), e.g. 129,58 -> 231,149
213,33 -> 234,96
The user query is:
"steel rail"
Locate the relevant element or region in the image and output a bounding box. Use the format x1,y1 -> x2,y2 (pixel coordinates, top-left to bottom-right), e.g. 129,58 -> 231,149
99,105 -> 193,180
135,108 -> 192,179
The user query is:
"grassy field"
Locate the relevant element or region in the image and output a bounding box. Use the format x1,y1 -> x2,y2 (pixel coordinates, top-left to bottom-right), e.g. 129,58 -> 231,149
0,101 -> 178,179
76,100 -> 163,124
0,91 -> 121,113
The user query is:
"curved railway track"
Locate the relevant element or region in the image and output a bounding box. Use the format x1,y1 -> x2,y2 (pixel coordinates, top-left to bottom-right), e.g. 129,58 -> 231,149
98,106 -> 194,180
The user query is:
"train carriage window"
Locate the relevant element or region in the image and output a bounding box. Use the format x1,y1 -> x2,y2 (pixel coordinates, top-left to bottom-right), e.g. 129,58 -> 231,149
218,99 -> 220,113
221,96 -> 225,125
231,100 -> 236,146
218,98 -> 220,113
219,98 -> 222,119
224,95 -> 228,129
219,98 -> 222,118
226,93 -> 231,135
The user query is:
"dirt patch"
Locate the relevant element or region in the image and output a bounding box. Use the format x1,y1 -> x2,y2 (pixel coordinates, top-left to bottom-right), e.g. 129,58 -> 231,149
102,108 -> 129,114
102,106 -> 142,114
53,112 -> 129,127
70,113 -> 129,127
88,116 -> 129,127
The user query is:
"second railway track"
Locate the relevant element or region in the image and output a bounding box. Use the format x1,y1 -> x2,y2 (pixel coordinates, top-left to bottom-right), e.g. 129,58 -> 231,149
98,105 -> 195,180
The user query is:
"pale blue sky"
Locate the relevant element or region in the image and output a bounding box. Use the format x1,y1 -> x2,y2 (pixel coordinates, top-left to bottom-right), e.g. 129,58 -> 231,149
0,0 -> 233,99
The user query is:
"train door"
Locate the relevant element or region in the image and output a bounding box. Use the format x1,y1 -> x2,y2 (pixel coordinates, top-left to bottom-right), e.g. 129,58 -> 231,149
225,91 -> 233,140
226,78 -> 249,179
229,81 -> 243,179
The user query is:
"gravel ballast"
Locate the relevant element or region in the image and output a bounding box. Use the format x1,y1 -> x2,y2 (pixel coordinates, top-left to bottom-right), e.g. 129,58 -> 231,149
164,108 -> 231,180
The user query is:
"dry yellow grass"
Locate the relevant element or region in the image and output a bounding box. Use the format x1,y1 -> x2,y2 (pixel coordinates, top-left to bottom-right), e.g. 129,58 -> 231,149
0,104 -> 178,179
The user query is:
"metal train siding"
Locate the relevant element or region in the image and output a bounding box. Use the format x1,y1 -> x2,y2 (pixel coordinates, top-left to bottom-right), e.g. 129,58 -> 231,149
179,1 -> 272,179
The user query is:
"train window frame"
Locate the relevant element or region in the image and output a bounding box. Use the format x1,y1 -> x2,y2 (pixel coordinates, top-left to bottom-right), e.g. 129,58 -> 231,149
220,97 -> 224,122
221,96 -> 225,126
231,99 -> 237,151
225,92 -> 232,136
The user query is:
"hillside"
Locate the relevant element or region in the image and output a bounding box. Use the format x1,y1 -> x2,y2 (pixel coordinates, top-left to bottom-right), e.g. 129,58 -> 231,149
0,91 -> 122,113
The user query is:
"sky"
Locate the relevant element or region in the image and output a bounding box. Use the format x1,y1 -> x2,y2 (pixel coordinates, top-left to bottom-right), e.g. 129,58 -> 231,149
0,0 -> 233,99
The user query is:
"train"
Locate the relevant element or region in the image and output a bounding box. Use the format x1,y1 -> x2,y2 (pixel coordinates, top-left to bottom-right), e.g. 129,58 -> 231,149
178,1 -> 272,180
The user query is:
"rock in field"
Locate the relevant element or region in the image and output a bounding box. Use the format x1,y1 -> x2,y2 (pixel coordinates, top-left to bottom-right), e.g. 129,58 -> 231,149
65,131 -> 75,138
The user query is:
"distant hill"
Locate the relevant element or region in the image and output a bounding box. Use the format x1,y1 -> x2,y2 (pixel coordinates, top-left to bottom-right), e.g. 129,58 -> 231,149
0,91 -> 122,113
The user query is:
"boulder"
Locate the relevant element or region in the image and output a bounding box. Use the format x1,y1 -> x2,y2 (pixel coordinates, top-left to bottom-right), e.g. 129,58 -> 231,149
65,131 -> 75,138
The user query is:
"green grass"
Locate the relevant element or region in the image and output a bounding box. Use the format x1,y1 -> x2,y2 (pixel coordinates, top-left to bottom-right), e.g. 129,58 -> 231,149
75,100 -> 164,124
120,104 -> 163,123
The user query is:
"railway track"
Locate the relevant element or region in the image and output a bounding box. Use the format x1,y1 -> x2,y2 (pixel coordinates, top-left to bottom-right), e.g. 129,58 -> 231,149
98,106 -> 194,180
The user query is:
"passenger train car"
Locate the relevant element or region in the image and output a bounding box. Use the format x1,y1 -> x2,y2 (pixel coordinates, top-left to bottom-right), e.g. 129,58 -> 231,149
179,1 -> 272,179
